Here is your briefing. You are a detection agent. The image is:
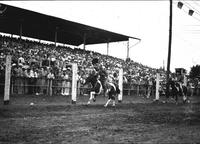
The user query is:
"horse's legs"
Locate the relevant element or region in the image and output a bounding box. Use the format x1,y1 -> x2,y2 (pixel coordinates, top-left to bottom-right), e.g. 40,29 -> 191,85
104,99 -> 111,107
93,94 -> 97,102
104,91 -> 116,107
112,99 -> 116,106
102,82 -> 108,97
183,94 -> 187,103
174,87 -> 180,104
104,98 -> 116,107
180,86 -> 188,103
174,94 -> 178,104
87,91 -> 95,104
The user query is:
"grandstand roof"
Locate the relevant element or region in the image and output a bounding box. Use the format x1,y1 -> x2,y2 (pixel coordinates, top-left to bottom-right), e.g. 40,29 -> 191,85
0,3 -> 140,46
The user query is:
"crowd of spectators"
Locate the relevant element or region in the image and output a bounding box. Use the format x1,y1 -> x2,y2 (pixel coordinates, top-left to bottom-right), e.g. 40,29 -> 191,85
0,34 -> 164,95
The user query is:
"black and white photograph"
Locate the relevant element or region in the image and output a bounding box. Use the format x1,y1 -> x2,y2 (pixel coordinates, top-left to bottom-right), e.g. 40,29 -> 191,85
0,1 -> 200,143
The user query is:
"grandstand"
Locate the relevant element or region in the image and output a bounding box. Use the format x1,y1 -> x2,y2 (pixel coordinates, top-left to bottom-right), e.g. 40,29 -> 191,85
0,3 -> 164,100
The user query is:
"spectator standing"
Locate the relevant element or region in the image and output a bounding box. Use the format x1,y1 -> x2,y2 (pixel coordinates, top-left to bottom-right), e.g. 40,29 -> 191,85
23,67 -> 29,94
61,69 -> 70,96
27,67 -> 37,94
55,68 -> 63,95
147,77 -> 153,98
47,68 -> 55,96
187,79 -> 194,97
15,65 -> 24,94
35,67 -> 42,95
40,67 -> 47,95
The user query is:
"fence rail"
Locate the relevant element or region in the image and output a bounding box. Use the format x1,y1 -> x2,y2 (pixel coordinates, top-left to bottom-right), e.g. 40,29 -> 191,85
0,76 -> 156,97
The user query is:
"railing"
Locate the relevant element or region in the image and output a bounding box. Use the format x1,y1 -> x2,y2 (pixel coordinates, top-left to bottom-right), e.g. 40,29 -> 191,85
123,83 -> 156,97
0,76 -> 156,97
0,76 -> 72,96
1,75 -> 199,97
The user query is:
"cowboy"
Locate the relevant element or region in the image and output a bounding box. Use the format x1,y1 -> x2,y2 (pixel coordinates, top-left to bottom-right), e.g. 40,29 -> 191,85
92,58 -> 108,96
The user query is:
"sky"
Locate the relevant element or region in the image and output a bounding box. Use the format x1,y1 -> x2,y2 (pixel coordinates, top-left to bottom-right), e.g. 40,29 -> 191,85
1,1 -> 200,73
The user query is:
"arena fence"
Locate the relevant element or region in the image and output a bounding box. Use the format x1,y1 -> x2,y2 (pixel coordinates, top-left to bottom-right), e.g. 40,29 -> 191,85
2,55 -> 161,105
0,77 -> 157,98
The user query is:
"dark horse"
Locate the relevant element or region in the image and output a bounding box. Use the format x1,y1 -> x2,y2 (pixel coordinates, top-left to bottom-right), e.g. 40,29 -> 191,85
84,72 -> 120,106
168,79 -> 188,104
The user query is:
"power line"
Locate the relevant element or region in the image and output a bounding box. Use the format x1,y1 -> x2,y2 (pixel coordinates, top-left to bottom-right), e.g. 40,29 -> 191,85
182,6 -> 200,22
174,1 -> 200,23
175,1 -> 200,16
182,0 -> 200,16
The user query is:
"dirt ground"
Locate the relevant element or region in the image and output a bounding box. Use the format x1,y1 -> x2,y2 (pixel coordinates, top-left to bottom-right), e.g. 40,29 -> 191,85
0,94 -> 200,144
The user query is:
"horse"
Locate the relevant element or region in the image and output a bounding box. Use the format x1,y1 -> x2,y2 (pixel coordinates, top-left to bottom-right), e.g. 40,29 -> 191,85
84,72 -> 120,107
104,80 -> 121,107
168,79 -> 189,104
84,73 -> 103,104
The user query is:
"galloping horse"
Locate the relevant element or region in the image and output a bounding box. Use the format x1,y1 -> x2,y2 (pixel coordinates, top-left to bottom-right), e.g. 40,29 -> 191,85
84,72 -> 120,107
168,79 -> 188,104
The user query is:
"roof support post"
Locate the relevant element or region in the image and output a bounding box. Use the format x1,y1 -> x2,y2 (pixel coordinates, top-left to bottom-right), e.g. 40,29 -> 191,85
55,27 -> 58,47
107,41 -> 109,56
126,39 -> 129,59
19,22 -> 23,41
83,33 -> 86,50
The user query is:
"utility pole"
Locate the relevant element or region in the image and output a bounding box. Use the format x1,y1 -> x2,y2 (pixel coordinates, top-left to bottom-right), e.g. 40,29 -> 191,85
166,0 -> 173,98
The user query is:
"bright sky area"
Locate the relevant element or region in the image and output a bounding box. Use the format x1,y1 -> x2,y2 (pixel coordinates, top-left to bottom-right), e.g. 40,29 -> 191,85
1,1 -> 200,73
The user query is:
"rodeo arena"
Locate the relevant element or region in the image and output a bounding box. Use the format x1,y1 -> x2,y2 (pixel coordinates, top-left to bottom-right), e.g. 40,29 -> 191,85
0,3 -> 200,144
